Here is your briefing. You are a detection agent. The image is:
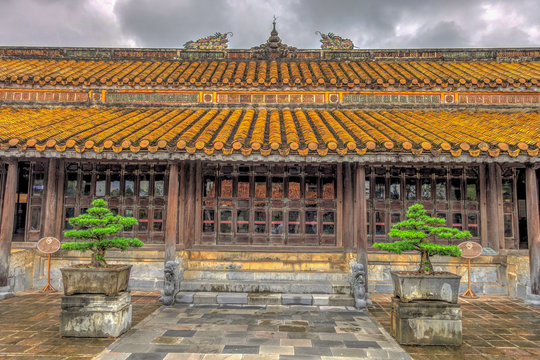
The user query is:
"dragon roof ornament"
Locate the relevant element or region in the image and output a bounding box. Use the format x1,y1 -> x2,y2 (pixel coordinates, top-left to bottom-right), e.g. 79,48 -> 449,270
316,31 -> 355,50
183,32 -> 233,50
251,17 -> 297,59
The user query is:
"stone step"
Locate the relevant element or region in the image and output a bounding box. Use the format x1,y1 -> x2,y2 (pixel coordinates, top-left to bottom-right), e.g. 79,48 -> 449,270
175,292 -> 355,307
182,270 -> 350,282
187,251 -> 348,263
179,280 -> 351,294
184,260 -> 348,272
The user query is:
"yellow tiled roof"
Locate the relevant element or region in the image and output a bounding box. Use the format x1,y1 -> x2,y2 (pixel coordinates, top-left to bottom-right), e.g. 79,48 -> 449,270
0,106 -> 538,157
0,58 -> 538,89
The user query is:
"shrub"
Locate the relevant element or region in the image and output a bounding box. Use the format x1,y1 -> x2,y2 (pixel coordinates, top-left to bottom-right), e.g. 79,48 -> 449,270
373,204 -> 468,275
61,199 -> 144,267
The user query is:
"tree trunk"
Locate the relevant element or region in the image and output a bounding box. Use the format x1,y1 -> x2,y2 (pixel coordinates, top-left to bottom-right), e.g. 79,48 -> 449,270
91,249 -> 107,267
419,251 -> 433,274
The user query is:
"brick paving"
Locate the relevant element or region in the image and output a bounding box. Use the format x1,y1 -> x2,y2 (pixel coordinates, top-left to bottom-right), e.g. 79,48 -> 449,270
0,290 -> 161,360
369,293 -> 540,360
96,304 -> 409,360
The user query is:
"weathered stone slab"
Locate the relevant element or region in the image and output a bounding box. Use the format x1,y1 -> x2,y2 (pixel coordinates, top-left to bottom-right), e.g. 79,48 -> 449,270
217,292 -> 248,304
175,292 -> 194,304
391,297 -> 462,345
193,292 -> 218,304
0,286 -> 14,300
312,294 -> 330,306
60,292 -> 131,337
247,293 -> 281,305
281,294 -> 312,305
525,293 -> 540,307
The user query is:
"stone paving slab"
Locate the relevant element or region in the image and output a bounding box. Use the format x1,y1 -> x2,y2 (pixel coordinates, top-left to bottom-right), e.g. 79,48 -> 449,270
96,304 -> 408,360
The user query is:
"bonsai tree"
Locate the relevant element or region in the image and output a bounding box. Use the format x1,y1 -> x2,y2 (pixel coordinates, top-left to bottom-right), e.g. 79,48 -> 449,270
61,199 -> 144,267
373,204 -> 469,275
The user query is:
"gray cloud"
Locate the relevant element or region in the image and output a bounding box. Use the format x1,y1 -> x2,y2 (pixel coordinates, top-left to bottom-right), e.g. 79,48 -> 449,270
0,0 -> 538,49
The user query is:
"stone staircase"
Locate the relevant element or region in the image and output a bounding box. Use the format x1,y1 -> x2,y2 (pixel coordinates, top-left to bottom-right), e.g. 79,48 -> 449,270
175,251 -> 355,306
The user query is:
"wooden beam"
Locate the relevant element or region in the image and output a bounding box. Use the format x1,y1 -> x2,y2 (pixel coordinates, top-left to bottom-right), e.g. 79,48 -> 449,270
177,162 -> 186,250
479,164 -> 488,248
486,163 -> 501,251
165,163 -> 179,262
343,163 -> 353,250
355,164 -> 368,286
42,159 -> 58,237
0,160 -> 18,287
54,160 -> 65,240
526,166 -> 540,295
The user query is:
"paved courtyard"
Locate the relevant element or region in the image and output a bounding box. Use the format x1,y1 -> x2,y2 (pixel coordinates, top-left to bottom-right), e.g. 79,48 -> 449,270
97,304 -> 408,360
369,293 -> 540,360
0,290 -> 161,360
1,290 -> 540,359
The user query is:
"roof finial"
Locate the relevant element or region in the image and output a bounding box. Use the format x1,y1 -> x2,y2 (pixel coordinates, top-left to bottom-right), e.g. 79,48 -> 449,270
272,15 -> 278,36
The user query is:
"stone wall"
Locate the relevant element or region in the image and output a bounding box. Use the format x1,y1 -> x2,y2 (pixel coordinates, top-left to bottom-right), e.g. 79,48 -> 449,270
7,249 -> 532,300
8,249 -> 167,293
7,249 -> 35,292
367,253 -> 530,297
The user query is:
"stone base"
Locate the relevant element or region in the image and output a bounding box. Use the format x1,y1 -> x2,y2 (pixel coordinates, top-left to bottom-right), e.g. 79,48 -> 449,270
0,286 -> 14,300
525,293 -> 540,307
391,297 -> 462,345
60,291 -> 132,337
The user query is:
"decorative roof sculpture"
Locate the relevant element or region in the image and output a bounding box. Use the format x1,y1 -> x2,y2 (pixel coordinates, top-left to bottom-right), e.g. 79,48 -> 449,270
251,17 -> 297,59
317,32 -> 355,50
183,32 -> 232,50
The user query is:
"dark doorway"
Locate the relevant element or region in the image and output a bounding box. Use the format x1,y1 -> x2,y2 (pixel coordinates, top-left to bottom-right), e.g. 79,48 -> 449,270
13,162 -> 30,242
516,169 -> 528,249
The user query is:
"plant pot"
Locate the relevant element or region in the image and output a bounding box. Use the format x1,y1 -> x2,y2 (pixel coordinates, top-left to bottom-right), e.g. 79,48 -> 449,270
61,265 -> 132,296
390,271 -> 461,303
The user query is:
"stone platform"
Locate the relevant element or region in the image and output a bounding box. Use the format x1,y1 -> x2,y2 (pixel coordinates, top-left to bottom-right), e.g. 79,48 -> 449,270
60,291 -> 132,337
391,297 -> 462,345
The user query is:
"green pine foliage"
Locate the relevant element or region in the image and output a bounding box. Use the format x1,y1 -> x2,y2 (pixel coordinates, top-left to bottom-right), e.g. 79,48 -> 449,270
61,199 -> 144,267
373,204 -> 468,274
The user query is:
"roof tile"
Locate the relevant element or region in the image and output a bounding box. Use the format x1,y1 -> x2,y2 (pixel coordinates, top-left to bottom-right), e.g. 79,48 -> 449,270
0,106 -> 538,158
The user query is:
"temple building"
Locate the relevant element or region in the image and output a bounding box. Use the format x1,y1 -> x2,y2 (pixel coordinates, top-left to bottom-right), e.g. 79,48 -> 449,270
0,26 -> 539,304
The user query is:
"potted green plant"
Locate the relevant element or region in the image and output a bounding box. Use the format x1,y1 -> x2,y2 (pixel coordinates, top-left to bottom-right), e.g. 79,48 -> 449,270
373,204 -> 469,303
60,199 -> 143,296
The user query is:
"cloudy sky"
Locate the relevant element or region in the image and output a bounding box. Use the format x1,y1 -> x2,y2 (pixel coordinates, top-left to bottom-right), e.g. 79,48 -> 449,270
0,0 -> 538,49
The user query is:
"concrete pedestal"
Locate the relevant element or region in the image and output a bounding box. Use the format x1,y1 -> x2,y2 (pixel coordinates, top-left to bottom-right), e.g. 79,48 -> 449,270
0,286 -> 14,300
60,291 -> 132,337
391,297 -> 462,345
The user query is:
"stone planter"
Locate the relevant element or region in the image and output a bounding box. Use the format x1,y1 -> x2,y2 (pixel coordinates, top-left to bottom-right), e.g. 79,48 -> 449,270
61,265 -> 132,296
391,271 -> 461,303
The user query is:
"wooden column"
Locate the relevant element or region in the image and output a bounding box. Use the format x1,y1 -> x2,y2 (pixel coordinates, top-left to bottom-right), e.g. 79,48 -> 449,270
54,160 -> 65,240
184,162 -> 195,249
525,166 -> 540,295
486,163 -> 502,251
342,163 -> 354,250
42,159 -> 58,237
355,164 -> 368,286
165,163 -> 179,262
479,164 -> 488,248
0,160 -> 18,287
177,163 -> 186,250
194,161 -> 202,246
495,165 -> 505,249
336,164 -> 343,247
